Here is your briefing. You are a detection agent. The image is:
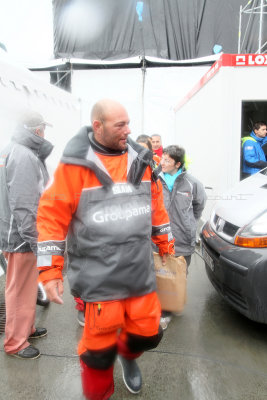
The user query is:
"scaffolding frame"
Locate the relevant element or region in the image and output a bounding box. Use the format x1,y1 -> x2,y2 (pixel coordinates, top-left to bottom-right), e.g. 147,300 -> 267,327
238,0 -> 267,53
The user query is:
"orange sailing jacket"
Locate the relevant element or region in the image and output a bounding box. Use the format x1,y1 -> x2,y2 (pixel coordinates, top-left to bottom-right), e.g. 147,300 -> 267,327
37,128 -> 174,302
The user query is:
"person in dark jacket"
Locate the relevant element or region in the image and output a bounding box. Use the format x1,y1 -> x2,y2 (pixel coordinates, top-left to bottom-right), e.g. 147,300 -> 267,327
157,145 -> 207,330
0,110 -> 53,359
242,121 -> 267,178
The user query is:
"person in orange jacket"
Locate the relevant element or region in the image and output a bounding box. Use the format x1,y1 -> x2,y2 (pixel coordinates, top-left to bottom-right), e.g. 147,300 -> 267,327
151,134 -> 163,158
36,99 -> 174,400
75,132 -> 161,329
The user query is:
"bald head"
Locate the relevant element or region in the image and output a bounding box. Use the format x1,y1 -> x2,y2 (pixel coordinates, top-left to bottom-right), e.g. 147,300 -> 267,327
151,134 -> 162,150
91,99 -> 125,124
91,99 -> 131,151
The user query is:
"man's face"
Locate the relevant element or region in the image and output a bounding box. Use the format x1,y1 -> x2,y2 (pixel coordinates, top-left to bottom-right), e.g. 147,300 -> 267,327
151,136 -> 162,150
255,125 -> 267,138
161,154 -> 180,175
94,106 -> 131,151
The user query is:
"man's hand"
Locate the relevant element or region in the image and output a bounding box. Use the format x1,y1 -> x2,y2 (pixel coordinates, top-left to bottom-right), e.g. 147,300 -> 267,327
44,279 -> 64,304
161,253 -> 168,266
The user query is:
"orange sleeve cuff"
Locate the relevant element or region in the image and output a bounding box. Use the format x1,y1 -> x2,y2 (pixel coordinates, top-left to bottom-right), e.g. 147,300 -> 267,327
38,267 -> 63,285
158,239 -> 175,256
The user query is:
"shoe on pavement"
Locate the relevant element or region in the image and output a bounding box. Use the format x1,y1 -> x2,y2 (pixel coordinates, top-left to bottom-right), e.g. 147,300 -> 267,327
29,327 -> 47,339
77,310 -> 85,327
118,355 -> 142,394
160,315 -> 172,331
9,344 -> 40,360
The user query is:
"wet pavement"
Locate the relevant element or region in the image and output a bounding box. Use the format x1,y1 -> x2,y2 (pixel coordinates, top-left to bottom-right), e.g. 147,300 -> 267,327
1,250 -> 267,400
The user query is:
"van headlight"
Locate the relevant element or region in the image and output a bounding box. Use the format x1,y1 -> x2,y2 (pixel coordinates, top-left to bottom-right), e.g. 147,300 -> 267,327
234,211 -> 267,247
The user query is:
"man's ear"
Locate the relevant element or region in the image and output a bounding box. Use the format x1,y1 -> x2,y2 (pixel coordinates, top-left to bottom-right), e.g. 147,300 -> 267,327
35,127 -> 43,137
92,120 -> 102,133
175,161 -> 181,169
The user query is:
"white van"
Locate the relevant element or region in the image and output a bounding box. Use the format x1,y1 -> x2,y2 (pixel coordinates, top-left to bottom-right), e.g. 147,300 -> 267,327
201,168 -> 267,323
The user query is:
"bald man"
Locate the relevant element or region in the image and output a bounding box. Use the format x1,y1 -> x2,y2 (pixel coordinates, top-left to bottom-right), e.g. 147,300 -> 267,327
151,134 -> 163,158
36,99 -> 174,400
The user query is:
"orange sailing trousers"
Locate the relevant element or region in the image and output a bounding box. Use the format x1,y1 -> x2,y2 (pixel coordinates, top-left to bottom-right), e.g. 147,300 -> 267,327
78,291 -> 162,400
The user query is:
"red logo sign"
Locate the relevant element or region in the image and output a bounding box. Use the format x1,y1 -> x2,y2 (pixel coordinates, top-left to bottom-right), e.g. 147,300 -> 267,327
231,54 -> 267,66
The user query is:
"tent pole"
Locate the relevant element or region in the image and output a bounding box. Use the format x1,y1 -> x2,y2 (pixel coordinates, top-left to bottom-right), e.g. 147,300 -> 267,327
54,70 -> 70,86
238,5 -> 242,53
243,0 -> 253,13
136,2 -> 145,133
141,56 -> 146,135
138,7 -> 146,135
258,0 -> 264,53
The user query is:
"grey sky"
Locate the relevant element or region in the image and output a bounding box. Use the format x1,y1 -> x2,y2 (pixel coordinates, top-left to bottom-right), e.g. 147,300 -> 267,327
0,0 -> 53,65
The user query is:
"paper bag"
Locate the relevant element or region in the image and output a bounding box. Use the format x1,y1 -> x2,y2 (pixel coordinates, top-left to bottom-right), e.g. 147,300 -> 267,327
153,252 -> 187,313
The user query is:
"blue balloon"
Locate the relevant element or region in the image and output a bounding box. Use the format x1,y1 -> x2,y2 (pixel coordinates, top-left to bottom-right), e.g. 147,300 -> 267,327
213,44 -> 223,54
136,1 -> 144,22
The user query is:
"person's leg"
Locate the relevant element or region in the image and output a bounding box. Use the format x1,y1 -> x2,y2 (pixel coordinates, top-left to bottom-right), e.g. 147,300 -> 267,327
117,292 -> 163,393
119,291 -> 162,355
184,255 -> 192,275
4,252 -> 38,354
78,300 -> 125,400
80,359 -> 114,400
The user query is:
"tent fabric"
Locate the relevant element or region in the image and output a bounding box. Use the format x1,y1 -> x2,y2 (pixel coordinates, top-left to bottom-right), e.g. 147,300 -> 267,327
52,0 -> 266,61
29,54 -> 220,71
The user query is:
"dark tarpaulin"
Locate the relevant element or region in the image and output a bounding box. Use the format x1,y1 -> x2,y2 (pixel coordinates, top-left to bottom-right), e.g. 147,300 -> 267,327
53,0 -> 267,61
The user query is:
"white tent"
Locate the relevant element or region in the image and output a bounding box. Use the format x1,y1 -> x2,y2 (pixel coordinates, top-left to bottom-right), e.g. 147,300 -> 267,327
0,51 -> 81,175
30,54 -> 219,144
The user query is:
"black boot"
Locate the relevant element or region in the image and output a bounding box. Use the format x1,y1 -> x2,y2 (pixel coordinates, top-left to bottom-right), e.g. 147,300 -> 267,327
118,355 -> 142,394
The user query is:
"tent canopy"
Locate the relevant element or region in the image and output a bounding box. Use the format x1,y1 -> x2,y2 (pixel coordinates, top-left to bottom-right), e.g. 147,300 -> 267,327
53,0 -> 266,61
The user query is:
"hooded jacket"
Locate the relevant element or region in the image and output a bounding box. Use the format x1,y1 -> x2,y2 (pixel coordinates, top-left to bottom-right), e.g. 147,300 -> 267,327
37,127 -> 174,302
262,136 -> 267,157
158,169 -> 206,256
0,126 -> 53,254
242,131 -> 267,175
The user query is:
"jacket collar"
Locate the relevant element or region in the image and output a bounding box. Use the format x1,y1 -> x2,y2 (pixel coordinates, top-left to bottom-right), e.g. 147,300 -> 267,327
62,126 -> 153,162
61,126 -> 153,186
251,131 -> 264,144
159,166 -> 186,181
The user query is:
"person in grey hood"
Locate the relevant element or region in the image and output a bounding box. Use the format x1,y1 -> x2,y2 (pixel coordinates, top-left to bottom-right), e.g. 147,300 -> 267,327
0,110 -> 53,359
158,145 -> 207,330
